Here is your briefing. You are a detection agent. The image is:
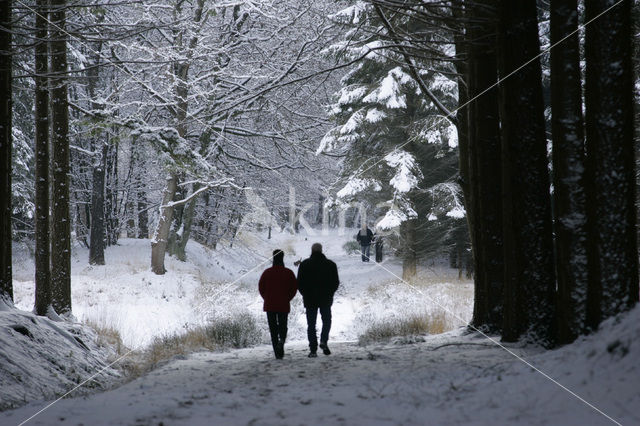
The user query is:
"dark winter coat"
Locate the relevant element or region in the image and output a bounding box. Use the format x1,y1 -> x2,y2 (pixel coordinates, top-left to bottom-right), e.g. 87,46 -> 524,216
297,252 -> 340,308
259,265 -> 298,313
356,228 -> 374,246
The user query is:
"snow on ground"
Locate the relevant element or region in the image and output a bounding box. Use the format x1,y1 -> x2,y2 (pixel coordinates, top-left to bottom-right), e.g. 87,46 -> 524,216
12,227 -> 472,348
0,304 -> 120,411
6,228 -> 638,425
3,306 -> 640,425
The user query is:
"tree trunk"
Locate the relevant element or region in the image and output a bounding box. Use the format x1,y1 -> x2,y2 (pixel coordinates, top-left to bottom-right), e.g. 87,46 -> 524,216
497,0 -> 556,344
172,183 -> 200,262
550,0 -> 588,344
50,0 -> 72,315
88,41 -> 107,265
105,141 -> 119,245
151,174 -> 178,274
34,0 -> 51,315
585,0 -> 639,328
138,191 -> 148,238
467,0 -> 503,333
452,1 -> 483,322
0,0 -> 12,305
402,219 -> 417,280
89,143 -> 107,265
150,0 -> 201,272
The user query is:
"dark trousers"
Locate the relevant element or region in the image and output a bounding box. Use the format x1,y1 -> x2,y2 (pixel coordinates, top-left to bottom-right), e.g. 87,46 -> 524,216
266,312 -> 288,353
306,305 -> 332,351
375,240 -> 383,262
361,244 -> 371,261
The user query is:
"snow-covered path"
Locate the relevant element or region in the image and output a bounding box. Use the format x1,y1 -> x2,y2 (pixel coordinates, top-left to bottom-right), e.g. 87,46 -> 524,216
0,336 -> 529,425
5,230 -> 639,425
4,323 -> 637,426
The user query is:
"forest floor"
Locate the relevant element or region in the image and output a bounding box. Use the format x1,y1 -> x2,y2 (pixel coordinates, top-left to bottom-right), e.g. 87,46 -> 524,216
1,228 -> 639,425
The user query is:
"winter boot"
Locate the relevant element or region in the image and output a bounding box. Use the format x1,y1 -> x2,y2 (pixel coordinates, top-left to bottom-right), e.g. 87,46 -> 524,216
319,342 -> 331,355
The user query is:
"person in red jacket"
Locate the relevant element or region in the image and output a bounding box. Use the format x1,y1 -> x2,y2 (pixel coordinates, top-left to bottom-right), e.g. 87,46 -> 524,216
258,249 -> 298,359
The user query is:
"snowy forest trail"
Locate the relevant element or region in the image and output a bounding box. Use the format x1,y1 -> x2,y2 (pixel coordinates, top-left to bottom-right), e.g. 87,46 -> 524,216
4,326 -> 632,426
5,230 -> 639,425
0,333 -> 553,425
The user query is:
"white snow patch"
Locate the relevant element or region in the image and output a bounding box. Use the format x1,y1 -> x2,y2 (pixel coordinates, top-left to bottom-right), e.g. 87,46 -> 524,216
446,207 -> 465,219
385,150 -> 420,193
365,108 -> 386,123
337,86 -> 368,106
340,109 -> 365,134
336,178 -> 381,199
363,67 -> 408,109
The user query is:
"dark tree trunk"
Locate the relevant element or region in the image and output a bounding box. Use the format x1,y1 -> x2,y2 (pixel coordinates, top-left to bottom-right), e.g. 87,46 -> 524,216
402,219 -> 417,280
88,43 -> 107,265
50,0 -> 72,314
138,191 -> 148,238
452,1 -> 484,328
34,0 -> 51,315
550,0 -> 588,344
497,0 -> 556,344
89,143 -> 107,265
0,0 -> 12,305
467,0 -> 503,333
105,141 -> 119,245
585,0 -> 639,328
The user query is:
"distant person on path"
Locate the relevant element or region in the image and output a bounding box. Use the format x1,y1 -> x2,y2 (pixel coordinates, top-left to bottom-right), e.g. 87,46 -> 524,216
297,243 -> 340,357
375,235 -> 383,263
356,224 -> 374,262
258,249 -> 298,359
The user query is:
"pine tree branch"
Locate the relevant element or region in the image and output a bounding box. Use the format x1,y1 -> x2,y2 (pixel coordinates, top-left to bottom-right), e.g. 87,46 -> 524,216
373,4 -> 458,126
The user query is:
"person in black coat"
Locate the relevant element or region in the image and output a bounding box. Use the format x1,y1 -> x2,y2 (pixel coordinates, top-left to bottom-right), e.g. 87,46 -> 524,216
297,243 -> 340,357
356,225 -> 374,262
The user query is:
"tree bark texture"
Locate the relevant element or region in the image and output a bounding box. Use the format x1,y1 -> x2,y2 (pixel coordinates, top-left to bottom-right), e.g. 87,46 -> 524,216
550,0 -> 588,344
50,0 -> 72,314
497,0 -> 556,344
105,142 -> 118,245
151,174 -> 178,274
0,0 -> 12,304
585,0 -> 639,328
138,191 -> 148,238
453,0 -> 483,324
402,219 -> 417,280
171,183 -> 200,262
34,0 -> 51,315
467,0 -> 503,332
89,143 -> 107,265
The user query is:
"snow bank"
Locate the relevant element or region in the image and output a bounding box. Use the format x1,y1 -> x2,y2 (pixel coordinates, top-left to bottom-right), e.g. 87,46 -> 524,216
0,307 -> 120,411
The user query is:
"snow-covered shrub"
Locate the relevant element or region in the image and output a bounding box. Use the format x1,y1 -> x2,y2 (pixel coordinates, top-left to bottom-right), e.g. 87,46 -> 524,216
342,240 -> 361,255
203,312 -> 262,349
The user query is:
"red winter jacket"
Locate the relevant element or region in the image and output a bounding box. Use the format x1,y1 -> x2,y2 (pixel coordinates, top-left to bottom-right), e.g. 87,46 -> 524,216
258,265 -> 298,313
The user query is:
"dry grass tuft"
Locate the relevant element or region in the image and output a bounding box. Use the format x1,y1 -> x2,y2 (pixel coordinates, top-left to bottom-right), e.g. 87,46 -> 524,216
85,320 -> 126,356
130,313 -> 262,377
358,312 -> 449,345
